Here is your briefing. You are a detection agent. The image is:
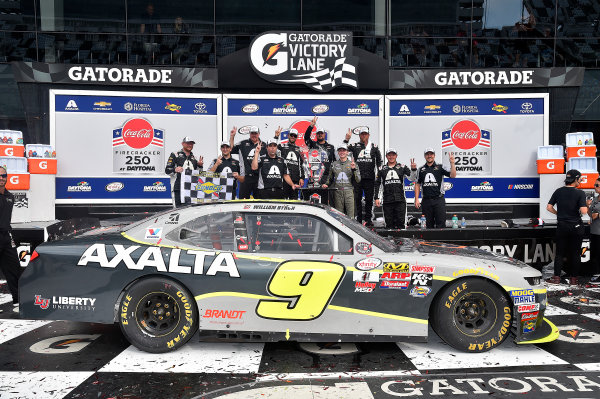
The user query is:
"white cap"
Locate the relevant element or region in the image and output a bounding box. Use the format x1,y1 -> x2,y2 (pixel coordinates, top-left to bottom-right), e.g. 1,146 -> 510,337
249,126 -> 260,133
267,138 -> 278,146
337,144 -> 348,150
182,136 -> 195,144
424,147 -> 435,154
386,148 -> 397,155
220,141 -> 230,147
359,126 -> 370,134
289,128 -> 298,136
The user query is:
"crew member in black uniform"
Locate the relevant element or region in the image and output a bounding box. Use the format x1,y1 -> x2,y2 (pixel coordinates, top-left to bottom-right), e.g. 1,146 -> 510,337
414,147 -> 456,228
165,136 -> 203,208
546,169 -> 587,285
344,126 -> 382,227
375,149 -> 417,229
303,116 -> 336,205
274,126 -> 306,200
0,167 -> 21,313
230,125 -> 267,199
208,141 -> 244,199
251,139 -> 299,199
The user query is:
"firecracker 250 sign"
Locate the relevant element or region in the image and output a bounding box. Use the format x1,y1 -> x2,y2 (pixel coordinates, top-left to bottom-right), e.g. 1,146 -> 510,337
112,118 -> 164,173
441,119 -> 491,175
249,31 -> 359,92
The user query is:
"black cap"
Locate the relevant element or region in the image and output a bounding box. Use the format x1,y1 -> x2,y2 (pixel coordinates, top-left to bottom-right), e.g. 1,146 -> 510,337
565,169 -> 581,183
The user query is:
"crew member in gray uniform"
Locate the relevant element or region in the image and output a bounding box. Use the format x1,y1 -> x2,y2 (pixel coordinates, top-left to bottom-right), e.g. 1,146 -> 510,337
322,144 -> 361,218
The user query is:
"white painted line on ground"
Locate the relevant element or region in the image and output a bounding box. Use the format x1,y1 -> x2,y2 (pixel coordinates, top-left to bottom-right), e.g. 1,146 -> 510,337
582,313 -> 600,322
574,362 -> 600,371
99,341 -> 264,374
0,371 -> 94,399
256,369 -> 421,382
0,319 -> 51,345
212,382 -> 375,399
544,304 -> 576,316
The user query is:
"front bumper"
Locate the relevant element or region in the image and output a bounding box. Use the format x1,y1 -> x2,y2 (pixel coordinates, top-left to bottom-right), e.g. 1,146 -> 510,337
516,318 -> 559,344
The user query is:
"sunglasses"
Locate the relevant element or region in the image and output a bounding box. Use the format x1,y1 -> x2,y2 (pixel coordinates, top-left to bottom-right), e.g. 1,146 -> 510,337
289,134 -> 297,137
0,174 -> 7,178
595,184 -> 600,188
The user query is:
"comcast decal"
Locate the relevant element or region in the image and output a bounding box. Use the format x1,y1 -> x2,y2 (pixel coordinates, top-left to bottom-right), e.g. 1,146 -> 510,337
249,31 -> 359,92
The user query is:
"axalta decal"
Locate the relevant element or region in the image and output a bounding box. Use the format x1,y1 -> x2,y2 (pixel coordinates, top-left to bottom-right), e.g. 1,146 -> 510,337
77,244 -> 240,277
452,267 -> 499,281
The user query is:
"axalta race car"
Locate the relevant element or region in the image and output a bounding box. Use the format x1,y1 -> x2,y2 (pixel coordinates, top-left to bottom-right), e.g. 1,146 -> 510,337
19,200 -> 558,353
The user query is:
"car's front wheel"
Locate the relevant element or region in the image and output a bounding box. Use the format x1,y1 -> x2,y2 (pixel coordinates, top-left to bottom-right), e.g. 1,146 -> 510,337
118,277 -> 198,353
430,278 -> 512,352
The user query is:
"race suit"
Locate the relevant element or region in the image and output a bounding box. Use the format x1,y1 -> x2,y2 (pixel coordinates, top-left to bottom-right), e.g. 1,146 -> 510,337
346,140 -> 382,224
323,159 -> 361,218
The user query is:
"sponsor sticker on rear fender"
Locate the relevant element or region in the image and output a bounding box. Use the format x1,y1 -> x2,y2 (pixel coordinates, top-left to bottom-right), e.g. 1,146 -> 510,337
355,258 -> 382,271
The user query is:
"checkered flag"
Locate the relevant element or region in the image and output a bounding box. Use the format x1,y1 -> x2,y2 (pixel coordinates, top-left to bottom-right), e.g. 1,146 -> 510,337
180,170 -> 235,203
13,193 -> 28,208
278,57 -> 359,92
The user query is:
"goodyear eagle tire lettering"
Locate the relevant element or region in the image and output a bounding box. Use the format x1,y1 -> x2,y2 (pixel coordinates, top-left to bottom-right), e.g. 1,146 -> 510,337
430,278 -> 512,353
118,277 -> 198,353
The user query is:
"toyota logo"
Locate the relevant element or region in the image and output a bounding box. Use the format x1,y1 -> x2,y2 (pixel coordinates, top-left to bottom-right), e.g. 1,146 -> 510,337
195,102 -> 206,111
521,102 -> 533,110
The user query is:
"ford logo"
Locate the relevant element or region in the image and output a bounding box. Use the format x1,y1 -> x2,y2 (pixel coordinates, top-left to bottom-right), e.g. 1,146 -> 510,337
105,182 -> 124,192
242,104 -> 259,113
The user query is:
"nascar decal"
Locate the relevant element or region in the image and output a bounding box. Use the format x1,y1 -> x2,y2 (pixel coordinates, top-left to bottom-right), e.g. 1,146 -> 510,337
355,258 -> 381,271
249,31 -> 358,92
509,289 -> 536,305
355,242 -> 372,255
112,117 -> 164,173
77,244 -> 240,277
441,119 -> 491,175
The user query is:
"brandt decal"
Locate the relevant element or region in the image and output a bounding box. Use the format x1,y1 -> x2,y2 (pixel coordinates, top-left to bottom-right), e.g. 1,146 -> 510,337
249,31 -> 359,92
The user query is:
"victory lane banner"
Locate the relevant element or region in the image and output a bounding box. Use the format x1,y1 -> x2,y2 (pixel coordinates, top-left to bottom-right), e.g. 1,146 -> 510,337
181,170 -> 235,203
249,31 -> 359,92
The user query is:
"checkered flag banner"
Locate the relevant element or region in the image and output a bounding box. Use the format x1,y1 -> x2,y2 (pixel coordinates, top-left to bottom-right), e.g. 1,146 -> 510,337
13,193 -> 28,208
180,170 -> 235,203
279,57 -> 359,92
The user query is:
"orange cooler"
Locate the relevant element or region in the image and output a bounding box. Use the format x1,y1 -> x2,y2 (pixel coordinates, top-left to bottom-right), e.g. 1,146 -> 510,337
28,158 -> 57,174
579,172 -> 600,189
536,159 -> 564,174
6,173 -> 30,190
0,145 -> 24,157
566,146 -> 596,159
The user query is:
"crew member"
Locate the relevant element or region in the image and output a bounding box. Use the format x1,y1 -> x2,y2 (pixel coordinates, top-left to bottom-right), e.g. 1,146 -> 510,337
165,136 -> 203,207
322,144 -> 361,218
0,167 -> 21,313
274,126 -> 306,200
587,178 -> 600,281
230,125 -> 267,199
303,116 -> 336,205
546,169 -> 587,285
208,141 -> 244,199
344,127 -> 382,226
251,139 -> 299,199
414,148 -> 456,228
375,149 -> 417,229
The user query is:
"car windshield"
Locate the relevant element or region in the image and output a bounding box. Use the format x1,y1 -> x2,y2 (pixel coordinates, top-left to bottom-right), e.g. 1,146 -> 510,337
326,208 -> 396,252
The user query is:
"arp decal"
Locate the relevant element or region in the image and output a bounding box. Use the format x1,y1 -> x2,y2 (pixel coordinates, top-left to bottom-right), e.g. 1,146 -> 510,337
77,244 -> 240,277
354,257 -> 381,271
355,242 -> 372,255
30,334 -> 101,354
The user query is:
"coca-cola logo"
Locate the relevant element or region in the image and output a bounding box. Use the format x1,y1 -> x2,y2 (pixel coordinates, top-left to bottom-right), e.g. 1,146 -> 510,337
450,120 -> 481,150
122,118 -> 154,149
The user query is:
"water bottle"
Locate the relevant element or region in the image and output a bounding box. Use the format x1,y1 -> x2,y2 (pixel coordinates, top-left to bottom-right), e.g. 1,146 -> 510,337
452,214 -> 459,229
420,215 -> 426,229
461,217 -> 466,228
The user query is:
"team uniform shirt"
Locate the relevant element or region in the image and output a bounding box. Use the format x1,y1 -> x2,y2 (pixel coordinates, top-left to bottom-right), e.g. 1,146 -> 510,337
232,139 -> 267,177
548,186 -> 586,224
375,164 -> 417,203
257,156 -> 289,189
0,189 -> 14,231
303,125 -> 336,182
209,156 -> 242,192
589,196 -> 600,235
346,141 -> 382,180
277,142 -> 307,183
165,150 -> 201,192
416,162 -> 452,199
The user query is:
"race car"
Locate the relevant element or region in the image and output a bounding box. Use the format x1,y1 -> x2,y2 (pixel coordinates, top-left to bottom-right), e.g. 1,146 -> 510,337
19,200 -> 558,353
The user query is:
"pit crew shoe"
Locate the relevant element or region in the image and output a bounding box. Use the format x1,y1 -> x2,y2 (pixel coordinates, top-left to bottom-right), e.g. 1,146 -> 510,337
569,277 -> 579,286
545,276 -> 561,284
12,304 -> 19,313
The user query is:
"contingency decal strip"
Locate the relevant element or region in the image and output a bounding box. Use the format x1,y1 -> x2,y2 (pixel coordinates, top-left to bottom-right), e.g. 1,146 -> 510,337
194,291 -> 428,325
516,318 -> 560,345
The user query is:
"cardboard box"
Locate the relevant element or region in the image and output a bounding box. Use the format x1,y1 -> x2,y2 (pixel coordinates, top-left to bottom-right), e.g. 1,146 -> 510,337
28,158 -> 57,174
536,159 -> 564,174
6,173 -> 30,190
0,145 -> 24,157
566,145 -> 596,159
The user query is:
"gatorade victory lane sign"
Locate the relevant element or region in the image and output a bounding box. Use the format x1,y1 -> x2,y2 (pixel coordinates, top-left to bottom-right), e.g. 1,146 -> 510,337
249,31 -> 359,92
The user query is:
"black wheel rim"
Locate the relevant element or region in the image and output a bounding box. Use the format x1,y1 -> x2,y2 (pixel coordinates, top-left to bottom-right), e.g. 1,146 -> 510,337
136,292 -> 180,337
453,293 -> 495,337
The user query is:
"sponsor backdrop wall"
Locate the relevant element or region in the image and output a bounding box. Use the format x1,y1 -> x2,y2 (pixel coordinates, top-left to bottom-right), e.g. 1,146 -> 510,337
224,94 -> 384,155
385,94 -> 549,203
50,90 -> 221,204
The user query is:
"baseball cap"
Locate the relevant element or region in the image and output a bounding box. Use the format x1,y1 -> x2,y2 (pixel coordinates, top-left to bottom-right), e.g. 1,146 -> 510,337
249,126 -> 260,133
565,169 -> 581,183
288,128 -> 298,136
267,138 -> 278,146
360,127 -> 370,134
220,141 -> 230,147
386,148 -> 397,155
424,147 -> 435,154
337,144 -> 348,151
316,129 -> 325,134
182,136 -> 195,144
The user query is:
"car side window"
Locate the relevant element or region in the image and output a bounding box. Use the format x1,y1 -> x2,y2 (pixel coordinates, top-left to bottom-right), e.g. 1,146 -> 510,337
244,213 -> 352,254
167,212 -> 234,251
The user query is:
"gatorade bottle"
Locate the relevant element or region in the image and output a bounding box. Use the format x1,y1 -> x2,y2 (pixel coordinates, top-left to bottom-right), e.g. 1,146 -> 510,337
452,215 -> 459,229
461,217 -> 466,228
420,215 -> 426,229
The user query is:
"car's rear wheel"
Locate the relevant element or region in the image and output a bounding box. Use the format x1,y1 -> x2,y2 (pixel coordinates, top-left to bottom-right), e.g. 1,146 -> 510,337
430,278 -> 512,352
118,277 -> 198,353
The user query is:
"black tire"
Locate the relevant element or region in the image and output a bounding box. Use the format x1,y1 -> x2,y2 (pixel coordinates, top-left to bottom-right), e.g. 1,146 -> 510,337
430,278 -> 512,352
118,277 -> 198,353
